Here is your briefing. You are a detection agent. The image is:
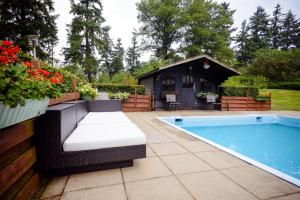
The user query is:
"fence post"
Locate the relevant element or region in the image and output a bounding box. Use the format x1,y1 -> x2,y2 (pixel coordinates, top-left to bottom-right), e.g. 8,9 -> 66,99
134,88 -> 137,112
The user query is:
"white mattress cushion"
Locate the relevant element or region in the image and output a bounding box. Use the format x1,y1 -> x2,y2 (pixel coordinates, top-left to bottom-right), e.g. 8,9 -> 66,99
78,111 -> 132,125
63,123 -> 146,152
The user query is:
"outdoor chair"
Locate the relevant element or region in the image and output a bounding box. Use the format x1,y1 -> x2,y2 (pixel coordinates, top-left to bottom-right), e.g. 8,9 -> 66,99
166,94 -> 181,111
35,100 -> 146,175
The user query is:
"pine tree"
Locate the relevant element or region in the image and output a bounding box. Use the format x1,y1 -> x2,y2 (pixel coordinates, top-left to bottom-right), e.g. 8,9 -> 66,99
248,6 -> 270,50
0,0 -> 58,60
184,0 -> 235,62
136,0 -> 185,60
64,0 -> 105,82
101,26 -> 113,73
270,4 -> 283,49
235,20 -> 251,66
109,38 -> 124,77
126,32 -> 141,73
280,10 -> 300,50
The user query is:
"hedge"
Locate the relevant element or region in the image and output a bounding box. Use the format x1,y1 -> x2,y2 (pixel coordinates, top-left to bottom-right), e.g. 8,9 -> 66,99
220,86 -> 259,98
268,81 -> 300,90
96,84 -> 145,95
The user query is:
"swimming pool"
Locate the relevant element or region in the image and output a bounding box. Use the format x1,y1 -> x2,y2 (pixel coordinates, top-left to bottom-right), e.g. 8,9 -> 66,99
158,115 -> 300,187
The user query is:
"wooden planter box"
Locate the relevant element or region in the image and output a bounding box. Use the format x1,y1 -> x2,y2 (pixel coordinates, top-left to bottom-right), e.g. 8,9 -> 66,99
48,92 -> 80,106
221,96 -> 271,111
0,98 -> 49,129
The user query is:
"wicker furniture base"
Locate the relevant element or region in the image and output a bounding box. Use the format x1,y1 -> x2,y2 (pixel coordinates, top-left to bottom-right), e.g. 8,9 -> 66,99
48,160 -> 133,176
35,101 -> 146,175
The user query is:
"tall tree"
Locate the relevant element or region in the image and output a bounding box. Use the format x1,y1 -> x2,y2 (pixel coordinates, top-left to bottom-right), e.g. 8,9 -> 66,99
108,38 -> 124,77
126,32 -> 141,72
235,20 -> 251,66
184,0 -> 235,62
280,10 -> 300,50
248,6 -> 270,50
101,26 -> 113,73
0,0 -> 58,59
64,0 -> 105,82
136,0 -> 185,60
270,4 -> 283,49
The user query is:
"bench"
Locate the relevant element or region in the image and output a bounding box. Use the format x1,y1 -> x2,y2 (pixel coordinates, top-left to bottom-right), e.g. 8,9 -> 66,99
35,100 -> 146,175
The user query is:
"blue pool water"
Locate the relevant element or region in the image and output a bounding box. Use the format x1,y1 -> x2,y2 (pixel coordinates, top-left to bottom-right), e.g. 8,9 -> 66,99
159,115 -> 300,185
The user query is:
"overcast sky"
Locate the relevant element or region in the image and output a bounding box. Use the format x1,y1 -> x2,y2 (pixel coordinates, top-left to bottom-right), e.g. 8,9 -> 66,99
53,0 -> 300,63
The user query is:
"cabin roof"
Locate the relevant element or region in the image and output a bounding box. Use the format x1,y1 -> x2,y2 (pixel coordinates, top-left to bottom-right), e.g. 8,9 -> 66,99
138,54 -> 240,80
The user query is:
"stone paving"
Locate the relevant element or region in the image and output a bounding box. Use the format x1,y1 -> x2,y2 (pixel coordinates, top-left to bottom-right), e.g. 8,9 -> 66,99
40,110 -> 300,200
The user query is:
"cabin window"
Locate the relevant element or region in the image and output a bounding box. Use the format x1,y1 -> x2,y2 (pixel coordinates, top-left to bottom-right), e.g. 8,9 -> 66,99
161,77 -> 176,91
182,75 -> 194,88
200,78 -> 213,92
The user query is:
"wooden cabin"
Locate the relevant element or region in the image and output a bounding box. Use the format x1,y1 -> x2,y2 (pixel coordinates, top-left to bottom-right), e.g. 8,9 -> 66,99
138,55 -> 239,110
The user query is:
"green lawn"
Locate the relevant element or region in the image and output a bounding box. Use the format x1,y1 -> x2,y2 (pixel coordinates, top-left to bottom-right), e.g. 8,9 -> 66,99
260,89 -> 300,111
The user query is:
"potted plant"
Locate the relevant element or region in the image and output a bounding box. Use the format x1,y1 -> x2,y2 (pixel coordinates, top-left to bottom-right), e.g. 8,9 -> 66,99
78,84 -> 97,100
0,40 -> 64,129
196,91 -> 208,102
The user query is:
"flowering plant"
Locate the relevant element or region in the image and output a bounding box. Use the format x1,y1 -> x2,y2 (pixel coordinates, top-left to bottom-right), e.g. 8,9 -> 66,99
78,84 -> 97,100
0,40 -> 64,107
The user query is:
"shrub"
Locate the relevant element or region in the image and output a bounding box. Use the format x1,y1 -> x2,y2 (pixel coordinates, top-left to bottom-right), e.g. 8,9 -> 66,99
96,84 -> 145,95
222,75 -> 268,89
109,92 -> 130,100
78,84 -> 97,100
220,86 -> 259,98
268,81 -> 300,90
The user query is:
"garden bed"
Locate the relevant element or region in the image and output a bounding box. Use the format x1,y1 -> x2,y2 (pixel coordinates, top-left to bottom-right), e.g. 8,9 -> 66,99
122,94 -> 151,112
48,92 -> 80,106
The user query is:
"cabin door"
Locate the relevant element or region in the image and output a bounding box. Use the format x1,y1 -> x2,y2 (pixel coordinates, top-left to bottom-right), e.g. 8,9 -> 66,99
181,74 -> 195,107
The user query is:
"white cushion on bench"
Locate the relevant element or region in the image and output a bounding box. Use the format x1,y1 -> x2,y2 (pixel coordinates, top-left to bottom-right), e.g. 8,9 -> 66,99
63,111 -> 146,152
78,111 -> 132,125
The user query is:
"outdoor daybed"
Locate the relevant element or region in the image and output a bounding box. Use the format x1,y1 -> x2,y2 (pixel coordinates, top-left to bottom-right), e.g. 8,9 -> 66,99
35,100 -> 146,175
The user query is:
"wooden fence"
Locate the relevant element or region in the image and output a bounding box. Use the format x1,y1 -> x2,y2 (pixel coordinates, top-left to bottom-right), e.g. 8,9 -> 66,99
221,96 -> 271,111
122,93 -> 152,112
0,120 -> 42,200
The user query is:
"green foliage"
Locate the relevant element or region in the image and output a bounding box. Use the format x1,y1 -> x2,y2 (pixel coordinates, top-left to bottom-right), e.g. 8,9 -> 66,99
222,75 -> 268,89
132,59 -> 168,78
126,32 -> 141,72
268,81 -> 300,90
281,10 -> 300,50
0,0 -> 58,60
98,73 -> 111,84
184,1 -> 235,62
137,0 -> 185,59
78,84 -> 97,100
97,84 -> 145,95
246,48 -> 300,81
111,72 -> 137,85
108,38 -> 124,77
220,86 -> 259,98
108,92 -> 130,100
64,0 -> 105,82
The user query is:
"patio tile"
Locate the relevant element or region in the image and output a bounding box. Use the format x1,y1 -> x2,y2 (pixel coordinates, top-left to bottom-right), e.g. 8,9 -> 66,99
125,176 -> 193,200
150,143 -> 189,155
64,169 -> 122,192
60,184 -> 126,200
161,154 -> 213,174
146,134 -> 173,144
122,157 -> 172,182
146,145 -> 156,157
178,171 -> 257,200
41,176 -> 68,199
195,150 -> 248,169
221,166 -> 300,199
270,193 -> 300,200
179,141 -> 216,152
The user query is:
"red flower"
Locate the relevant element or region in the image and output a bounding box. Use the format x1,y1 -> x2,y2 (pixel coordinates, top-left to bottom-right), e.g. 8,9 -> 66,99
50,77 -> 58,84
0,55 -> 8,64
24,61 -> 32,67
2,40 -> 12,46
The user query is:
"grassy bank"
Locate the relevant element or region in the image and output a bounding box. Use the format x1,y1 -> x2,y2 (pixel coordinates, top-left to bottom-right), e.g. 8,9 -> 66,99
260,89 -> 300,111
